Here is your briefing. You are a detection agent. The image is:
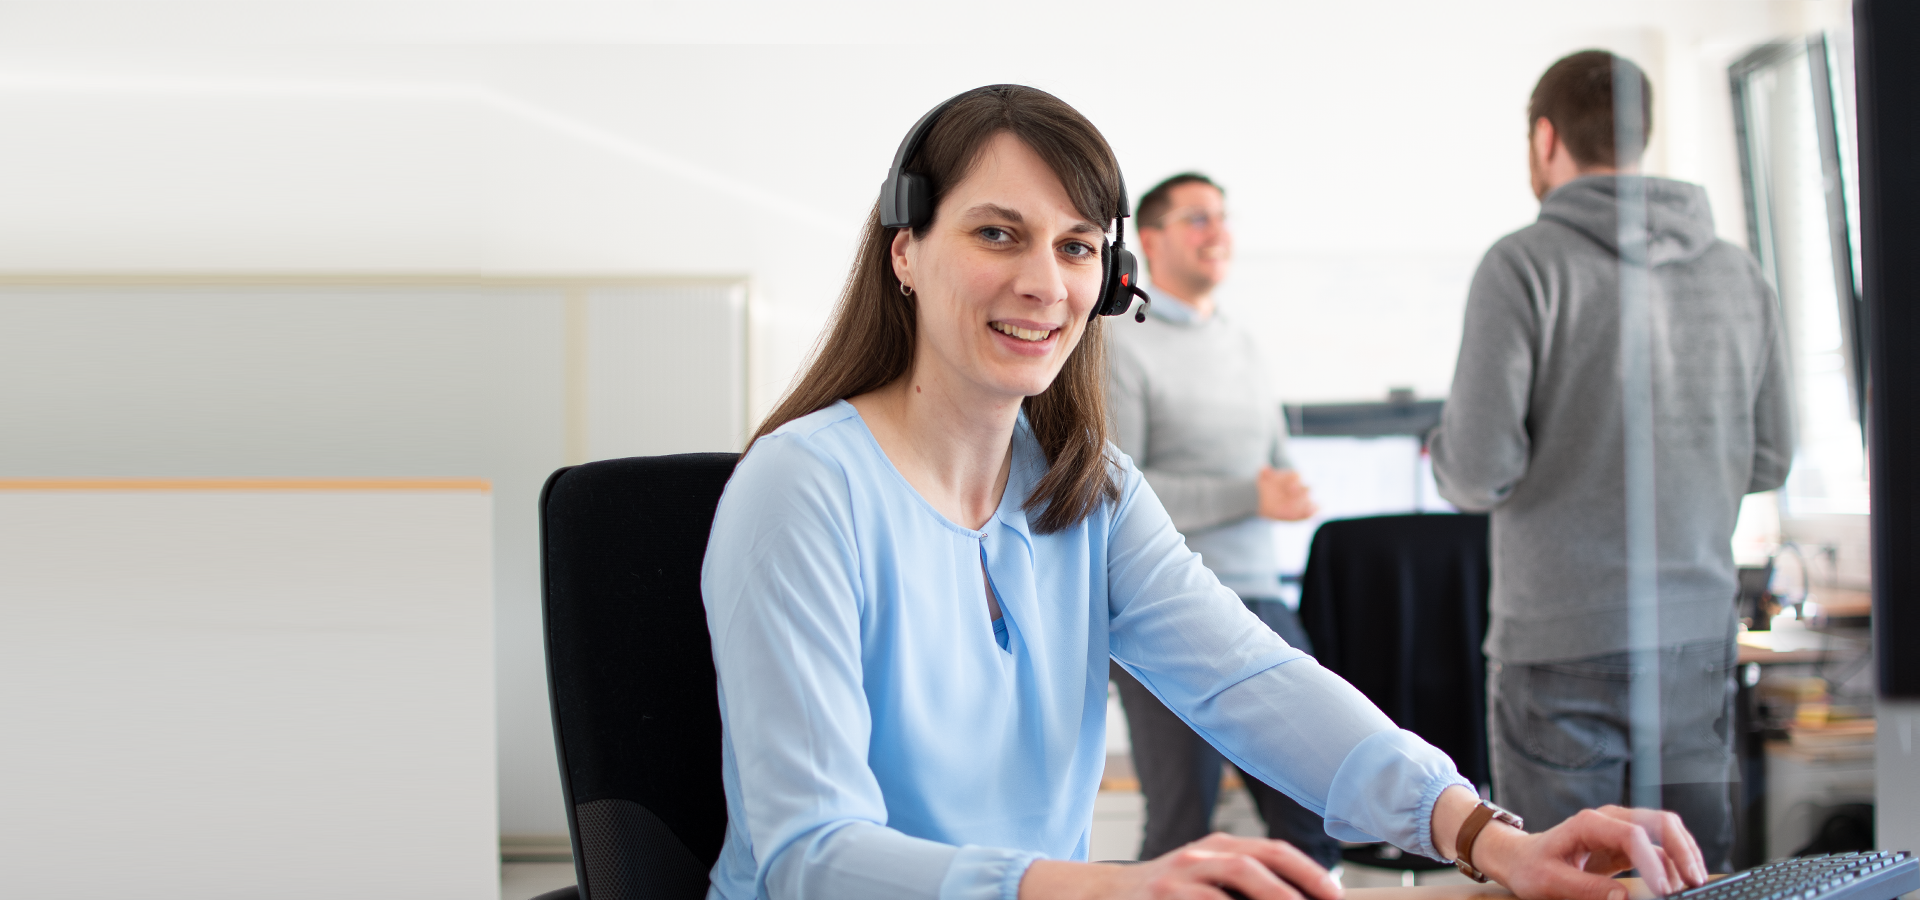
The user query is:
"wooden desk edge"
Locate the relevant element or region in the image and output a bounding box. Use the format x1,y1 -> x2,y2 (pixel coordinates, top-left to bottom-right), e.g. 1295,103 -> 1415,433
1348,878 -> 1661,900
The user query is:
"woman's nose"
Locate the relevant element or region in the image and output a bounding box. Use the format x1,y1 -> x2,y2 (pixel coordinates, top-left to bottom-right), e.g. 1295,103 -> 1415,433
1011,245 -> 1070,306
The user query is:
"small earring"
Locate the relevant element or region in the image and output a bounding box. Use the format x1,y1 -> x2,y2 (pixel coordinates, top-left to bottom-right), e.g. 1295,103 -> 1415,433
899,283 -> 914,297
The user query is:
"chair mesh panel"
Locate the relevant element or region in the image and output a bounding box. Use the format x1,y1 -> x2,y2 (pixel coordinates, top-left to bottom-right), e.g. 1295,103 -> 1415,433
577,798 -> 713,900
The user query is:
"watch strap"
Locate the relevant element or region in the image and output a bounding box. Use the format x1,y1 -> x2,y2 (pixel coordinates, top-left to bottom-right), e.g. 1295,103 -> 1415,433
1454,804 -> 1498,881
1454,800 -> 1523,883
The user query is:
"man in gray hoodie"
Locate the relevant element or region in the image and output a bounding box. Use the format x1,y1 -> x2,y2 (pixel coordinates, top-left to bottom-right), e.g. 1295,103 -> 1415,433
1429,51 -> 1792,871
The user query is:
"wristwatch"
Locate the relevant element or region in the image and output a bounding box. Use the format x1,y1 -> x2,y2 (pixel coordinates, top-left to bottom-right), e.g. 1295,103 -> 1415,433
1453,799 -> 1524,883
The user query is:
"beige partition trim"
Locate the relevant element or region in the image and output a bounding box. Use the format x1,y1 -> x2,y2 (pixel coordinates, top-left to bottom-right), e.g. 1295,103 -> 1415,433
564,286 -> 591,466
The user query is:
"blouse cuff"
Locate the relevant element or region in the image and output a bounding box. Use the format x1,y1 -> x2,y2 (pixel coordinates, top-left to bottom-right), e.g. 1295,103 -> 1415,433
1322,728 -> 1474,862
1412,770 -> 1472,863
938,845 -> 1044,900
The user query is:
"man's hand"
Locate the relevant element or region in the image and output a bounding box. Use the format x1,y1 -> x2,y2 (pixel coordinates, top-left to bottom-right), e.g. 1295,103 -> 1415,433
1257,467 -> 1318,522
1475,805 -> 1709,900
1021,833 -> 1344,900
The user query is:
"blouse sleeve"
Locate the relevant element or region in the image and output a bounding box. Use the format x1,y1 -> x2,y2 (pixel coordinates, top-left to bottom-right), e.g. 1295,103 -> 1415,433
1103,458 -> 1471,861
702,434 -> 1042,900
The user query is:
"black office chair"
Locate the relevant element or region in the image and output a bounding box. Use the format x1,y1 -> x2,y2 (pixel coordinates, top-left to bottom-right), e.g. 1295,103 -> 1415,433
534,452 -> 741,900
1296,513 -> 1492,874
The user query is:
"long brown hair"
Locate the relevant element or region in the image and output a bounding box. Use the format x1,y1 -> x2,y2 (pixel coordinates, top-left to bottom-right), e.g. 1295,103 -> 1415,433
751,84 -> 1124,533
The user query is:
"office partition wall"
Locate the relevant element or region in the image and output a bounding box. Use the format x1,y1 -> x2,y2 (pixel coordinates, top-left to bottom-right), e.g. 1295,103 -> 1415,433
0,276 -> 749,846
0,480 -> 496,898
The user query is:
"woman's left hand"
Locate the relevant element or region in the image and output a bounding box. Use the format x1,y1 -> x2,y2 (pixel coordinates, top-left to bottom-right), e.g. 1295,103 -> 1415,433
1475,805 -> 1710,900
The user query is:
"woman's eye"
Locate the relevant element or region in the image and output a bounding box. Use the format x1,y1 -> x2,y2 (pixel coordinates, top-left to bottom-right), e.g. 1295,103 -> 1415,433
979,226 -> 1012,243
1061,241 -> 1097,259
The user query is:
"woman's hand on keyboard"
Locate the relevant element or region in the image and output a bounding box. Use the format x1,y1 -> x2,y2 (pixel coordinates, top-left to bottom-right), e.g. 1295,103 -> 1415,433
1478,805 -> 1709,900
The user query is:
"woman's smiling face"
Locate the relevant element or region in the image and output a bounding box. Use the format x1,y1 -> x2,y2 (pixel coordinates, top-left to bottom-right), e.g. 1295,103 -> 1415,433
891,131 -> 1106,404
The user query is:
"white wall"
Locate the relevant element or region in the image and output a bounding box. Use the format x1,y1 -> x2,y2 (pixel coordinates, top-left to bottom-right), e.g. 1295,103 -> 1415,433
0,483 -> 497,898
0,0 -> 1853,840
0,1 -> 1852,410
584,284 -> 749,460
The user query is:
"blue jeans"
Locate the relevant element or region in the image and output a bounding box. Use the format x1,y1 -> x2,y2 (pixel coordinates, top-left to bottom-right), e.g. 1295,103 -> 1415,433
1488,639 -> 1737,872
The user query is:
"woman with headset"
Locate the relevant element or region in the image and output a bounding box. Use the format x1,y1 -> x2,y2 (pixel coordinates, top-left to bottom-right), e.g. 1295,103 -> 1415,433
700,84 -> 1706,900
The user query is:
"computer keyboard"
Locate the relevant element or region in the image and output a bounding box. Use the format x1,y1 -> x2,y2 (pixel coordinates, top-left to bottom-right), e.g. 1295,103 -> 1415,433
1665,851 -> 1918,900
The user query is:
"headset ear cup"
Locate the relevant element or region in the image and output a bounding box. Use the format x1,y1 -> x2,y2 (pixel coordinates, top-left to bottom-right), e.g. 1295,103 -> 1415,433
1095,245 -> 1138,317
1092,240 -> 1115,319
882,172 -> 933,230
902,173 -> 933,230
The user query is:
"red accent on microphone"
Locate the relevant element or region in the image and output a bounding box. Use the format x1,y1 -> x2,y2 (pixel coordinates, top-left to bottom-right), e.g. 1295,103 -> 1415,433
1121,274 -> 1130,286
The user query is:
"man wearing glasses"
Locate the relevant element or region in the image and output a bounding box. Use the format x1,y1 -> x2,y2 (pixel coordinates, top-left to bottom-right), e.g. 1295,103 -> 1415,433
1106,173 -> 1331,866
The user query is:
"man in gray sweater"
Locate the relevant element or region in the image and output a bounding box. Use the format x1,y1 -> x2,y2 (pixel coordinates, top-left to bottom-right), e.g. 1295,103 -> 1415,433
1106,173 -> 1330,865
1429,51 -> 1792,871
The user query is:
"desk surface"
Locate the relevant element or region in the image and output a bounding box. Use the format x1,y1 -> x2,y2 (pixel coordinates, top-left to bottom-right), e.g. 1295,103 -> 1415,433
1736,628 -> 1864,665
1348,878 -> 1661,900
1738,645 -> 1841,665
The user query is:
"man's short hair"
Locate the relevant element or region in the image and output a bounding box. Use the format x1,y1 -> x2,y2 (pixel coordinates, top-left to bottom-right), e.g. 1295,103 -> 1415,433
1135,172 -> 1223,230
1528,50 -> 1653,168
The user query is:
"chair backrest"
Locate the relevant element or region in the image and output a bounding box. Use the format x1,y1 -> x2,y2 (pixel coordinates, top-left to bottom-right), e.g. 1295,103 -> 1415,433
539,452 -> 741,900
1296,513 -> 1493,790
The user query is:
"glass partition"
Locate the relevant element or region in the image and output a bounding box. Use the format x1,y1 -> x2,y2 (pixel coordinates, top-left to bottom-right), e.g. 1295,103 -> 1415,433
1732,36 -> 1869,516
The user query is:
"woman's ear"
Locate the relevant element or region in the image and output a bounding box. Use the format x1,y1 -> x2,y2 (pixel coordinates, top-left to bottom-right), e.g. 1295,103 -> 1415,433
890,228 -> 915,291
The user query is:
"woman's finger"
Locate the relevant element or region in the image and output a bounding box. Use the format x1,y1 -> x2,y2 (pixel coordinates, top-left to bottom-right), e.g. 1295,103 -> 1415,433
1659,847 -> 1685,895
1238,838 -> 1340,900
1614,817 -> 1671,894
1626,831 -> 1673,895
1607,806 -> 1707,887
1653,810 -> 1707,885
1571,809 -> 1670,894
1175,835 -> 1342,900
1166,850 -> 1304,900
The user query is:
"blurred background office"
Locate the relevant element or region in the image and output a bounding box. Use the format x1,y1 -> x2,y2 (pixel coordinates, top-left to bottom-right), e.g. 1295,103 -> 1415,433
0,2 -> 1890,898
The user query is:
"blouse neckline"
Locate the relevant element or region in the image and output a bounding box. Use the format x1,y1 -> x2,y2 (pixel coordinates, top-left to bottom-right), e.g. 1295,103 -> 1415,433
831,399 -> 1033,541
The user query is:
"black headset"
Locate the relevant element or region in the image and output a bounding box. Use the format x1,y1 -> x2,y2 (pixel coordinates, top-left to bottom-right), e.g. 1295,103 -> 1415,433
879,86 -> 1152,323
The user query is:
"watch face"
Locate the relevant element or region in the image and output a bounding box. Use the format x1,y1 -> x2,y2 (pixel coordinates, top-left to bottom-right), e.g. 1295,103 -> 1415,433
1480,799 -> 1524,830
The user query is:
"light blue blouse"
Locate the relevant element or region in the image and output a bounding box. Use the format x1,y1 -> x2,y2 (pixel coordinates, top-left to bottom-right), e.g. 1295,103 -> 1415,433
701,401 -> 1469,900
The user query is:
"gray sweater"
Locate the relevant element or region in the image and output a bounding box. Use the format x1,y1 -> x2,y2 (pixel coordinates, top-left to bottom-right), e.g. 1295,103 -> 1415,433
1108,297 -> 1293,601
1430,175 -> 1794,664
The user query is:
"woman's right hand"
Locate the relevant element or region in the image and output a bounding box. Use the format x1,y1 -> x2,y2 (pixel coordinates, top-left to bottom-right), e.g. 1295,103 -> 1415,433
1021,833 -> 1345,900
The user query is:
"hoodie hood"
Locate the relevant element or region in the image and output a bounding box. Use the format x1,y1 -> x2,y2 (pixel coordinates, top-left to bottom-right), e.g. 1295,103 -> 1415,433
1537,175 -> 1718,266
